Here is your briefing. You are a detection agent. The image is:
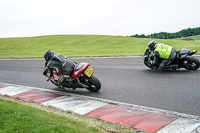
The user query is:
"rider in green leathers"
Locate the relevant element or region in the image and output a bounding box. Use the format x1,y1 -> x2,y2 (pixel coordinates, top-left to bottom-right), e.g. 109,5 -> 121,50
148,40 -> 178,70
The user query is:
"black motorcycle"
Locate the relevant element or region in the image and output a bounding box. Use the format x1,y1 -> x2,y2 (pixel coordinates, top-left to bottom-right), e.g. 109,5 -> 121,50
143,48 -> 200,70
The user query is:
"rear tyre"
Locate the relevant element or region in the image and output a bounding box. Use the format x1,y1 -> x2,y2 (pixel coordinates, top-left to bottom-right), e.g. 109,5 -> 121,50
183,56 -> 200,70
87,75 -> 101,92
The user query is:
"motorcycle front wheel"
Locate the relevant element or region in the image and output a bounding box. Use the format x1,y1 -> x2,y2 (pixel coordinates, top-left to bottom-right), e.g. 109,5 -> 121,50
86,75 -> 101,92
182,56 -> 200,70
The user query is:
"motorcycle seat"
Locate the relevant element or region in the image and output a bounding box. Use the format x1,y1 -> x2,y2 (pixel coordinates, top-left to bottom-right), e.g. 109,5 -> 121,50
74,63 -> 84,70
176,48 -> 191,59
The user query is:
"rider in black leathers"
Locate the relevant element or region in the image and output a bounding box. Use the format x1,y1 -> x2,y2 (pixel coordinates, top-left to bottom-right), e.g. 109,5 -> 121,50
43,50 -> 75,87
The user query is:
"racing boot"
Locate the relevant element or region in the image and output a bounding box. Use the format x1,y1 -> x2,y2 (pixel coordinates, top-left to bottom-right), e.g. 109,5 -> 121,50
162,64 -> 178,70
60,81 -> 74,88
171,64 -> 178,70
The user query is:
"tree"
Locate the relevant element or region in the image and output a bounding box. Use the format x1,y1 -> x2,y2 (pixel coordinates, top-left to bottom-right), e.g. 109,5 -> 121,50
130,27 -> 200,39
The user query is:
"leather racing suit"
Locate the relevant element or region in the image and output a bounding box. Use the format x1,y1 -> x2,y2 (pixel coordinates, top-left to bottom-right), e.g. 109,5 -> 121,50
44,54 -> 75,87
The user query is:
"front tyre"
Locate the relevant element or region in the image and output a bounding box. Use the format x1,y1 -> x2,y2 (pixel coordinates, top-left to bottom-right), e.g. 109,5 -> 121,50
183,56 -> 200,70
87,75 -> 101,92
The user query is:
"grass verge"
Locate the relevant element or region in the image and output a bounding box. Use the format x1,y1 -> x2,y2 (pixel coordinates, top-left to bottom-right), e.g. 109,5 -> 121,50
0,35 -> 200,58
0,95 -> 139,133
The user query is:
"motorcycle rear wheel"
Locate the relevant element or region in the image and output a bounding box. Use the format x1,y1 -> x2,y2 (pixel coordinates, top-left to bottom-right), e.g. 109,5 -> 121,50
182,56 -> 200,70
86,75 -> 101,92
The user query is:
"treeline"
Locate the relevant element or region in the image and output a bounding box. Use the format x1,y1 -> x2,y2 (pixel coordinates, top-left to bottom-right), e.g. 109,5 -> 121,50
131,27 -> 200,39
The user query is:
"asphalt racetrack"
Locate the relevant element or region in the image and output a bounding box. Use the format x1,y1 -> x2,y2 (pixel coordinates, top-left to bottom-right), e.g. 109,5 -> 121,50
0,56 -> 200,116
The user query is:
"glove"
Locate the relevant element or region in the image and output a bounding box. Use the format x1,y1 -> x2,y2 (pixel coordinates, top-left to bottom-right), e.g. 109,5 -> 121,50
43,68 -> 48,76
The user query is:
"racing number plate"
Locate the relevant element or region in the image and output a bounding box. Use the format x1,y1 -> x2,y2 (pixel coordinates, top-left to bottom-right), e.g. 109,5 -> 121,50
84,66 -> 94,77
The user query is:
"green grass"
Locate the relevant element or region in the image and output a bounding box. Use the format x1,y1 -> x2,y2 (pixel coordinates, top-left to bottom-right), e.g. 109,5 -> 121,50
0,98 -> 100,133
0,35 -> 200,58
0,97 -> 139,133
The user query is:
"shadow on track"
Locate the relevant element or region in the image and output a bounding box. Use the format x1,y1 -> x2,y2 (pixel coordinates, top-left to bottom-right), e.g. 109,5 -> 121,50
52,86 -> 102,96
142,68 -> 198,75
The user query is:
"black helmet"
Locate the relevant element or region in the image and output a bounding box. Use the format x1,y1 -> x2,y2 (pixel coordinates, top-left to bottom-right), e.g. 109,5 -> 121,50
44,50 -> 54,62
148,40 -> 157,51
